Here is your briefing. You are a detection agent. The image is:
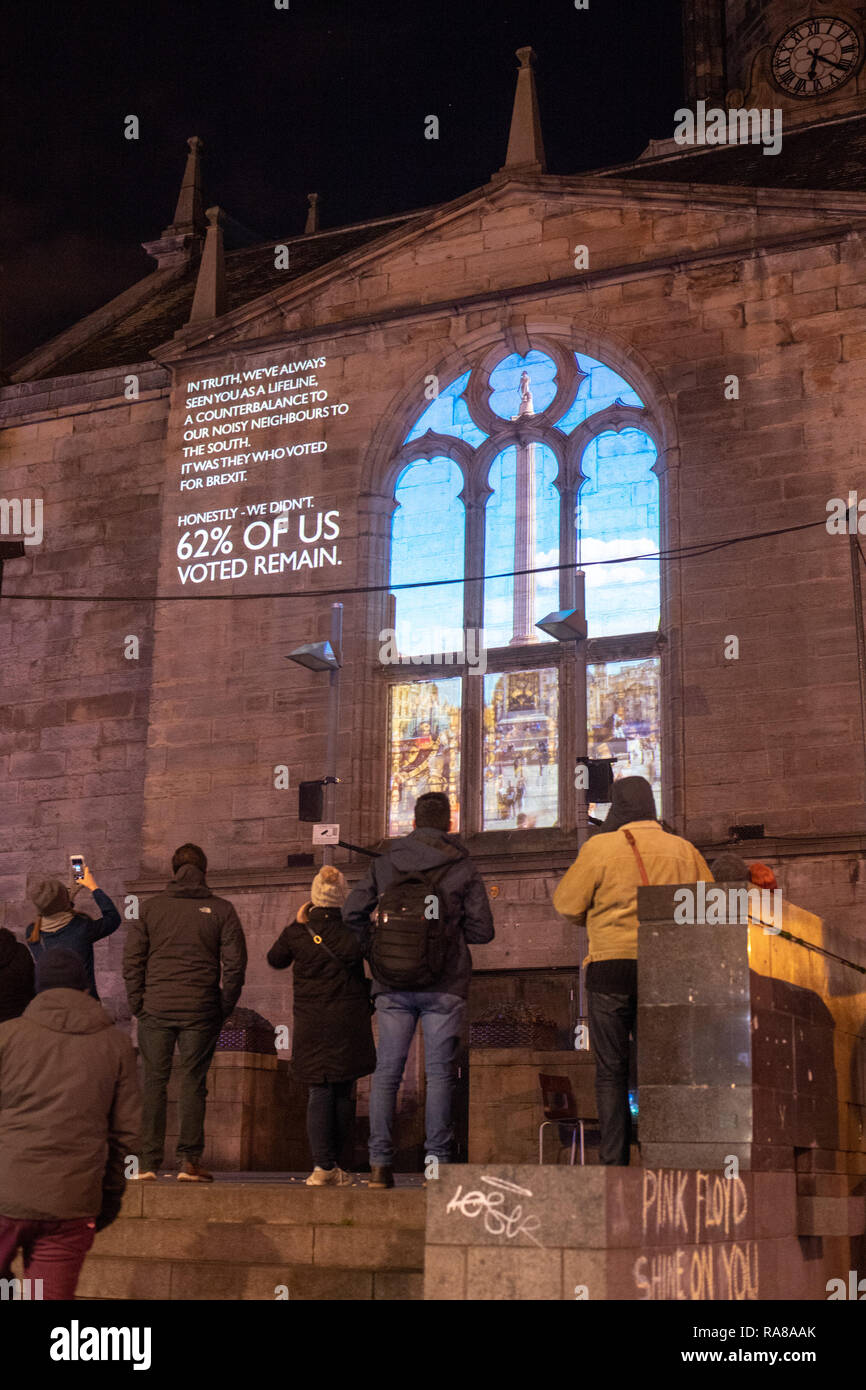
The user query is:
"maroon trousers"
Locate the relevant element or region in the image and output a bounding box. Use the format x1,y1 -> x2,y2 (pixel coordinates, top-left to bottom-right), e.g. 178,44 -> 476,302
0,1215 -> 95,1300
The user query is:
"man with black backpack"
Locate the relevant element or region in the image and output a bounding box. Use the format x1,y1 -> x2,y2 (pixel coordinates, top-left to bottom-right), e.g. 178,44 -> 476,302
343,792 -> 494,1189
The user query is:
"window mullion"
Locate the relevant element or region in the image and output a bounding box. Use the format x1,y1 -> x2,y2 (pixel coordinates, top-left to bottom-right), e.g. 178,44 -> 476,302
462,490 -> 486,837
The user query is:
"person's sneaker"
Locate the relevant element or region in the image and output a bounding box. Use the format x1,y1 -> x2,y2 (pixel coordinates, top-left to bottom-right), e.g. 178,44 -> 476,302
177,1160 -> 213,1182
368,1165 -> 394,1189
305,1166 -> 344,1186
128,1170 -> 158,1181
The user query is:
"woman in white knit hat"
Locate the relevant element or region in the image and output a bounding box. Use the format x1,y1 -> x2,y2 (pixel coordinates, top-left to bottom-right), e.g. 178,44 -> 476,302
266,865 -> 375,1185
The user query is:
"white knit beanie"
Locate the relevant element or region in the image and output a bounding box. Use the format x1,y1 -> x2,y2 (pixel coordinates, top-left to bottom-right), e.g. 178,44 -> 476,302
310,864 -> 348,909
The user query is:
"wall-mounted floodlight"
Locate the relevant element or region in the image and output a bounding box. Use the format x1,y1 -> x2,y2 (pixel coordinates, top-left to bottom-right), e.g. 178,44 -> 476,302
286,640 -> 341,672
535,608 -> 587,643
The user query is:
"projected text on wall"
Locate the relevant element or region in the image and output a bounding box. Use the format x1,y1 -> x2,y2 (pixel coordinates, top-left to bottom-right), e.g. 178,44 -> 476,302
170,353 -> 349,588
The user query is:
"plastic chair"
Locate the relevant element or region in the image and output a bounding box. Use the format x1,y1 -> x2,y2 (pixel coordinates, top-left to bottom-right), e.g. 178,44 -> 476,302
538,1072 -> 589,1166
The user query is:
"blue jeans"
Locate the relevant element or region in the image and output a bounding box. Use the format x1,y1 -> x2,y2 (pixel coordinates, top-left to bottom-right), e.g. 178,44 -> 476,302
369,991 -> 466,1167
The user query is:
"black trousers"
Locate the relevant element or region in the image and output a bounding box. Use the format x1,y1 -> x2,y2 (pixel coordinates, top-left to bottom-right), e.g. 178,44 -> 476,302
307,1080 -> 356,1170
137,1015 -> 222,1171
587,989 -> 637,1166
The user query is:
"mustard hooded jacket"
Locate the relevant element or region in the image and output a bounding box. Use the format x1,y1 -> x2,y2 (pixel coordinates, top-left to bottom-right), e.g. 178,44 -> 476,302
553,817 -> 713,965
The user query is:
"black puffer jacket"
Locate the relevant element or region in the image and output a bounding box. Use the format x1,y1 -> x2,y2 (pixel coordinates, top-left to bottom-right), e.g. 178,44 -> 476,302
0,928 -> 35,1024
266,906 -> 376,1085
123,864 -> 247,1025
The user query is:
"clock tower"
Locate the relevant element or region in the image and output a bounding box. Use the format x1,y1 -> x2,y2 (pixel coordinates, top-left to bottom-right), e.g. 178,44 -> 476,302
684,2 -> 866,130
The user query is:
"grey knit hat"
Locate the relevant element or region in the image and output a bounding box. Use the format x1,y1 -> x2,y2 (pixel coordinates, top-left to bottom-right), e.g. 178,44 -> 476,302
27,876 -> 72,916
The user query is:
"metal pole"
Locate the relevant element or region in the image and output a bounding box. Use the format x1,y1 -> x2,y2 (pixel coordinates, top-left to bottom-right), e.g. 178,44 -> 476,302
323,602 -> 343,866
849,525 -> 866,823
573,571 -> 590,1022
574,570 -> 589,852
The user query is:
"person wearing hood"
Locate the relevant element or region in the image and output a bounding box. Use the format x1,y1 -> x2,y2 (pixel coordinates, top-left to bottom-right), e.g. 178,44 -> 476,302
266,865 -> 376,1186
25,864 -> 121,1000
122,843 -> 247,1182
553,776 -> 713,1166
0,949 -> 140,1300
0,926 -> 35,1024
343,792 -> 494,1189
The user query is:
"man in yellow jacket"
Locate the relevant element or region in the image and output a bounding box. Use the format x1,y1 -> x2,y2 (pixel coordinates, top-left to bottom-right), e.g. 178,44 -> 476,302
553,777 -> 713,1165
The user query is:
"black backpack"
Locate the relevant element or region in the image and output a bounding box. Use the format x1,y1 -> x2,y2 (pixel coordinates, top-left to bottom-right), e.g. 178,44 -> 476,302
370,855 -> 462,990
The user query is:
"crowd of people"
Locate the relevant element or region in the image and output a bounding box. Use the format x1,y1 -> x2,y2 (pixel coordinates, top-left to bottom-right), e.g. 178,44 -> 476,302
0,775 -> 762,1298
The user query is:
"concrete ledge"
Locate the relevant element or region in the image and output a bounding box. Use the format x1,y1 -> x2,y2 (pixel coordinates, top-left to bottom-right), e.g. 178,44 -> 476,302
425,1164 -> 864,1300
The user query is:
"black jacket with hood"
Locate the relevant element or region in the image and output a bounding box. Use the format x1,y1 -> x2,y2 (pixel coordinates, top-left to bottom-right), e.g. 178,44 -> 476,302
0,927 -> 35,1024
122,864 -> 248,1025
266,905 -> 376,1085
0,988 -> 140,1225
343,828 -> 494,997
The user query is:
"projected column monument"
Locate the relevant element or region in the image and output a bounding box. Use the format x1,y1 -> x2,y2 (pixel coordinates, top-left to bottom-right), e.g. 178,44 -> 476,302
510,369 -> 538,646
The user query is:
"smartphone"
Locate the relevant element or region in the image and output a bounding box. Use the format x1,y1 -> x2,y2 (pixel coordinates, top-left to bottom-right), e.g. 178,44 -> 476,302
70,855 -> 85,883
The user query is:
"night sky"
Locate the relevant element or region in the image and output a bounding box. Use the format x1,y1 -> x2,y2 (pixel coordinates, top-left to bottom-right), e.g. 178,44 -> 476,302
2,0 -> 684,367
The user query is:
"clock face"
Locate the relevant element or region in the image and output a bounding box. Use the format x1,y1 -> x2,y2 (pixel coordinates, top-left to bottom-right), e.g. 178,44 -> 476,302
772,15 -> 862,97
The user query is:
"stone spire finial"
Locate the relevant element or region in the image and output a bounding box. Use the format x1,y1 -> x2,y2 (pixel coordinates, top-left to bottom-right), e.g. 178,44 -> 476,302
304,193 -> 320,235
171,136 -> 206,235
189,206 -> 227,322
142,136 -> 208,269
499,46 -> 547,175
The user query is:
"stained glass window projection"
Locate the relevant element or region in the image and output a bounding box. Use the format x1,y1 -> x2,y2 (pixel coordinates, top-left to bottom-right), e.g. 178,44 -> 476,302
555,354 -> 644,433
483,445 -> 560,650
388,678 -> 462,837
587,657 -> 662,819
391,457 -> 465,655
488,350 -> 558,419
482,669 -> 559,829
578,429 -> 660,637
387,345 -> 661,835
404,370 -> 488,448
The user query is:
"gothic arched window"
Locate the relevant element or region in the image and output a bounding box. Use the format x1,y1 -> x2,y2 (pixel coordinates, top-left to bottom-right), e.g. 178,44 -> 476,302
385,345 -> 662,839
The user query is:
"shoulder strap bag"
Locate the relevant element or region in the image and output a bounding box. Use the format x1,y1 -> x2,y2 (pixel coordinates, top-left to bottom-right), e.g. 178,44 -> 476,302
621,827 -> 650,885
303,922 -> 374,1012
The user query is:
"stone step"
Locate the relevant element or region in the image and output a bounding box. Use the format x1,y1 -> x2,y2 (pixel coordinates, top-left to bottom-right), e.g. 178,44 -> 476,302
90,1213 -> 425,1267
78,1180 -> 427,1301
118,1178 -> 427,1228
77,1256 -> 423,1301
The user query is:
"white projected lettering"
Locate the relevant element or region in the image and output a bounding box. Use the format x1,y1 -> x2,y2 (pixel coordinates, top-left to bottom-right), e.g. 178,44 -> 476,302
169,353 -> 350,588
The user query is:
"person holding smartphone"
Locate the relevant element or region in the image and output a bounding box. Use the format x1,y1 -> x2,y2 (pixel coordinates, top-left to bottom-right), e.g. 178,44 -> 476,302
25,863 -> 122,1001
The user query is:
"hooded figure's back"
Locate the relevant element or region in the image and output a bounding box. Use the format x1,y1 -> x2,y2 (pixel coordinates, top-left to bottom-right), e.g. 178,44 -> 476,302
0,989 -> 140,1220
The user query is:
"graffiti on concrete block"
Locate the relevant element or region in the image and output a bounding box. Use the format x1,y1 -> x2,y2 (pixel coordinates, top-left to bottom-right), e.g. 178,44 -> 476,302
634,1168 -> 758,1300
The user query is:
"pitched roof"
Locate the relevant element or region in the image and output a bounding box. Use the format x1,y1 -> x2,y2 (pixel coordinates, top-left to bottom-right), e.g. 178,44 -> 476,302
599,111 -> 866,192
12,106 -> 866,385
9,213 -> 423,382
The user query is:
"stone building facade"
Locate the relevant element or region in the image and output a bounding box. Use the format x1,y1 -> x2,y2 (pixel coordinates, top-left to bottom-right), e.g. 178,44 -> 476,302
2,9 -> 865,1113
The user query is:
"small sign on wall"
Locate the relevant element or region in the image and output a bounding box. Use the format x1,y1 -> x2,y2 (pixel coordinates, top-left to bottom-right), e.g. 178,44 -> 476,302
312,823 -> 340,845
